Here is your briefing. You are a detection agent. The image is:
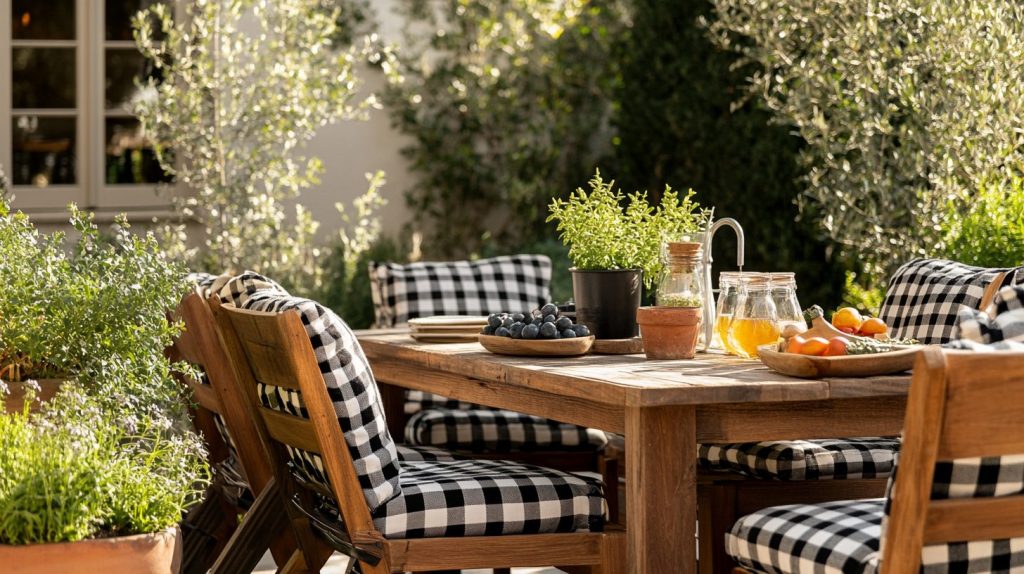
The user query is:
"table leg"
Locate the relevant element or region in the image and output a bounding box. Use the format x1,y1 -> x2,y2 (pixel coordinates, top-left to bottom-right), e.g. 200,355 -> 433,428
626,404 -> 697,573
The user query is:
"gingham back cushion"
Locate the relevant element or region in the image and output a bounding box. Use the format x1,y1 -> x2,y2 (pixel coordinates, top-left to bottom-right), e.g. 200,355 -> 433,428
878,259 -> 1022,344
368,255 -> 553,328
217,276 -> 403,512
947,285 -> 1024,351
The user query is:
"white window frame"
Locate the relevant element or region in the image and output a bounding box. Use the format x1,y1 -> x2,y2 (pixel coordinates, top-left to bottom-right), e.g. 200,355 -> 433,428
0,0 -> 176,220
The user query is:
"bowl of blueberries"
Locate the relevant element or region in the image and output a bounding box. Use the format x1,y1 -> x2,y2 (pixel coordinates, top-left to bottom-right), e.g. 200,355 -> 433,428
479,304 -> 595,357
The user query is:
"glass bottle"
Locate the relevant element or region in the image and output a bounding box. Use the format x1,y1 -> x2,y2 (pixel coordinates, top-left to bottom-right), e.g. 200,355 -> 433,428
657,242 -> 705,309
770,272 -> 806,335
728,273 -> 780,359
714,272 -> 742,354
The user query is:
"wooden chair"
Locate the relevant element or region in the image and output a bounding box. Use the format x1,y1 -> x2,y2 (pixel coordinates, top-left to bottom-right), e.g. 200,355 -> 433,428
727,347 -> 1024,573
172,291 -> 305,574
212,296 -> 626,573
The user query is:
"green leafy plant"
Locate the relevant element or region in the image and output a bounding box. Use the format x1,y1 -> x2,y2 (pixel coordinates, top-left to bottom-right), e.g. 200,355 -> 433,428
941,175 -> 1024,269
707,0 -> 1024,278
133,0 -> 390,296
547,170 -> 711,289
0,388 -> 207,544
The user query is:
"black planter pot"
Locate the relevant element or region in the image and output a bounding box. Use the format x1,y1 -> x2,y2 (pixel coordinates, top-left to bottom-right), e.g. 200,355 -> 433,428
571,268 -> 642,339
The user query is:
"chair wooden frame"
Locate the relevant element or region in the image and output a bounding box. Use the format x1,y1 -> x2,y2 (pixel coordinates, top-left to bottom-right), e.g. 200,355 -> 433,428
212,299 -> 626,573
173,292 -> 306,574
733,347 -> 1024,574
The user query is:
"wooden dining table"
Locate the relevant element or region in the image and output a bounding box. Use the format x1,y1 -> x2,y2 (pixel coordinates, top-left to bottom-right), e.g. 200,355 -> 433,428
356,331 -> 912,574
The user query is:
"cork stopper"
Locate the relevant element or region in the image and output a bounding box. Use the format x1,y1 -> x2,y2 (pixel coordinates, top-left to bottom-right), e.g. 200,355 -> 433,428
666,241 -> 703,258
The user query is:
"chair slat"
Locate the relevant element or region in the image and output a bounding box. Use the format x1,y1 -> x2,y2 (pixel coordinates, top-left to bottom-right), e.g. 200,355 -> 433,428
189,379 -> 222,413
924,495 -> 1024,544
260,406 -> 322,455
939,351 -> 1024,460
227,309 -> 305,391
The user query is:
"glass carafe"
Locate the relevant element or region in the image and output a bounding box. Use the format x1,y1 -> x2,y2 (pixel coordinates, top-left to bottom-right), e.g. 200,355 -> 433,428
728,273 -> 780,359
658,242 -> 705,309
714,272 -> 742,354
770,272 -> 805,335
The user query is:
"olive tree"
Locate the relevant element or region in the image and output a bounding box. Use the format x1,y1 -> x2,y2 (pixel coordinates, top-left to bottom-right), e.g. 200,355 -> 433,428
133,0 -> 391,294
707,0 -> 1024,277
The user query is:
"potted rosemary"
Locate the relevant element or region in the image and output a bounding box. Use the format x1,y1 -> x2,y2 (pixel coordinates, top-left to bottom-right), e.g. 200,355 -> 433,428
547,170 -> 711,339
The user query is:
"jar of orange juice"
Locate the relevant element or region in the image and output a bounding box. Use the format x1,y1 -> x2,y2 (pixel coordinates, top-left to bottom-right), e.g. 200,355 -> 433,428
728,273 -> 780,359
714,272 -> 742,354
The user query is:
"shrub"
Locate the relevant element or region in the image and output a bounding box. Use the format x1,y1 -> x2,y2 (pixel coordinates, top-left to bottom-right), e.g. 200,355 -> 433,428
941,176 -> 1024,269
706,0 -> 1024,278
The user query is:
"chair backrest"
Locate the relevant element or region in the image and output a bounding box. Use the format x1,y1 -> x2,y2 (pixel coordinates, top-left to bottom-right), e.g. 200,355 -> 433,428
879,259 -> 1022,344
881,347 -> 1024,573
213,300 -> 378,539
368,254 -> 553,328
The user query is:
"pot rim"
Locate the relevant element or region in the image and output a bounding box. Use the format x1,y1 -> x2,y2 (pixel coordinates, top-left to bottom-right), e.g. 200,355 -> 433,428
0,525 -> 180,550
569,267 -> 642,274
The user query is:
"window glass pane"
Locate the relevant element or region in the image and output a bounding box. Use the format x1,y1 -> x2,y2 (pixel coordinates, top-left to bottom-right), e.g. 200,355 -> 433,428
12,48 -> 76,109
106,0 -> 167,41
12,116 -> 76,186
105,118 -> 171,185
12,0 -> 75,40
105,49 -> 161,110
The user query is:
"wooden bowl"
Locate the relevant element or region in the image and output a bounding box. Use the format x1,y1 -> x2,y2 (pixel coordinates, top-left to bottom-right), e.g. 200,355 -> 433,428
478,334 -> 595,357
757,343 -> 925,378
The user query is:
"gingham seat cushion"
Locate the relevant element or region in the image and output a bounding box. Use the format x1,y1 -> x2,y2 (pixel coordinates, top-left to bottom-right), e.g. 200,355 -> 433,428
406,408 -> 609,453
698,437 -> 901,481
403,390 -> 483,415
236,288 -> 403,512
878,259 -> 1022,344
372,458 -> 604,539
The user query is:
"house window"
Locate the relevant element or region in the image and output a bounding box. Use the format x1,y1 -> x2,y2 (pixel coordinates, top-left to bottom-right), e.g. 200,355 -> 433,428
1,0 -> 173,218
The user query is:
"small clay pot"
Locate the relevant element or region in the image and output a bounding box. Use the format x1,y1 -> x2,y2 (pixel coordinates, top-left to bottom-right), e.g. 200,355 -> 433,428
0,526 -> 182,574
636,306 -> 702,360
3,379 -> 65,414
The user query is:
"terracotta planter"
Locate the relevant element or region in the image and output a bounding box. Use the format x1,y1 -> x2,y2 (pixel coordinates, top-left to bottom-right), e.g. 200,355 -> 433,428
571,268 -> 643,339
0,526 -> 182,574
636,306 -> 702,360
3,379 -> 65,414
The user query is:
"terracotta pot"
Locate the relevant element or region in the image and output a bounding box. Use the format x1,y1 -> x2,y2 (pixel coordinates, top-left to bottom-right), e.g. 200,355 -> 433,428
0,526 -> 182,574
571,268 -> 643,339
3,379 -> 65,414
636,306 -> 702,360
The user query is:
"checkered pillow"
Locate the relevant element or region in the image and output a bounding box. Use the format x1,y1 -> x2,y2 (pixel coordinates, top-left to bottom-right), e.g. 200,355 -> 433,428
216,270 -> 289,308
946,286 -> 1024,352
879,259 -> 1022,344
186,272 -> 219,298
243,292 -> 402,512
372,458 -> 605,539
403,390 -> 482,415
368,255 -> 552,328
698,437 -> 900,481
405,408 -> 609,453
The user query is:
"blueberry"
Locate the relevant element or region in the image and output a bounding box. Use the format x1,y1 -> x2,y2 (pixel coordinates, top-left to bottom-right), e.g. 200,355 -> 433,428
487,314 -> 502,329
501,317 -> 515,329
539,322 -> 558,339
543,314 -> 557,324
482,325 -> 495,335
522,324 -> 540,339
541,303 -> 558,317
561,329 -> 577,338
495,326 -> 511,338
572,324 -> 591,337
510,322 -> 525,339
555,316 -> 573,331
512,313 -> 526,323
532,317 -> 543,326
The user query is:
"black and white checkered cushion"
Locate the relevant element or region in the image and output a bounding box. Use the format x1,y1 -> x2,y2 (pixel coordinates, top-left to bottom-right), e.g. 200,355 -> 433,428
368,255 -> 552,328
372,458 -> 604,539
879,259 -> 1022,345
242,291 -> 402,512
186,271 -> 219,298
216,270 -> 289,308
403,390 -> 483,415
406,408 -> 609,453
699,437 -> 900,481
947,286 -> 1024,352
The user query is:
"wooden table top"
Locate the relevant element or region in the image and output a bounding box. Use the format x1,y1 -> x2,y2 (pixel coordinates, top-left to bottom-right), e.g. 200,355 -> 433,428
357,331 -> 912,408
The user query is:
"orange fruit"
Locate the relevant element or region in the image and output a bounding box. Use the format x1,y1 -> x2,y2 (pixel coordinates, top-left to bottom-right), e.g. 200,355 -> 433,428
858,317 -> 888,336
831,307 -> 864,332
799,336 -> 830,356
785,335 -> 807,354
824,336 -> 849,356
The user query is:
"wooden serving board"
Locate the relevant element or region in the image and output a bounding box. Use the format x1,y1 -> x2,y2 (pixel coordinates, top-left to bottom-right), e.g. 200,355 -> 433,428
592,337 -> 644,355
478,334 -> 595,357
410,332 -> 480,343
758,344 -> 925,379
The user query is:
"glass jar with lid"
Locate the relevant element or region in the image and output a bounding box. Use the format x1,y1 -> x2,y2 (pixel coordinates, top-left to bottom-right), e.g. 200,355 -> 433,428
657,241 -> 705,309
728,273 -> 780,359
770,272 -> 806,335
714,271 -> 743,354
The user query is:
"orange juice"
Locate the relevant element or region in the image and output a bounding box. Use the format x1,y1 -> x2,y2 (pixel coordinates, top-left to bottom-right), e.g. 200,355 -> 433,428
728,318 -> 781,359
715,314 -> 738,355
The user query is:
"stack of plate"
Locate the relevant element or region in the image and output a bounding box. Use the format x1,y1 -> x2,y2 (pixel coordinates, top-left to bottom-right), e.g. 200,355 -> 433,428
407,316 -> 488,343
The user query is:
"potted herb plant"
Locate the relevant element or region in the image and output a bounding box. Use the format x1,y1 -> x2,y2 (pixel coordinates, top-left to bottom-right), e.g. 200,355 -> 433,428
0,197 -> 207,573
636,241 -> 705,359
547,170 -> 711,339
